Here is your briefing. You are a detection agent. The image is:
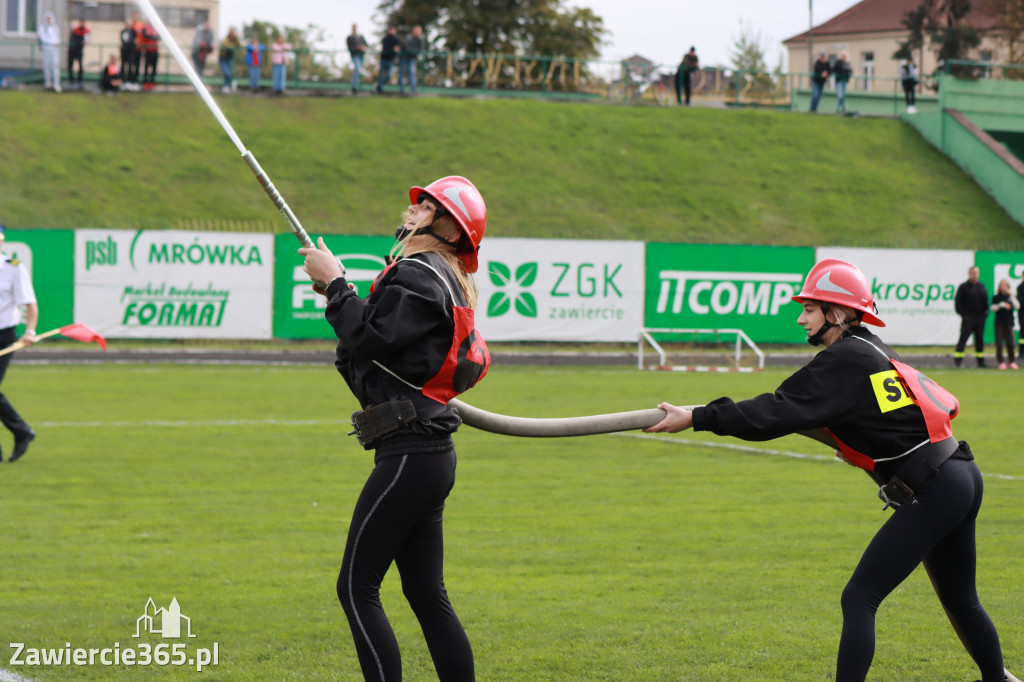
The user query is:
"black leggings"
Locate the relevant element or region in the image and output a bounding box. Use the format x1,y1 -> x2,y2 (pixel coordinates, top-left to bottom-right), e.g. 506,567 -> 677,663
338,450 -> 474,682
837,458 -> 1004,681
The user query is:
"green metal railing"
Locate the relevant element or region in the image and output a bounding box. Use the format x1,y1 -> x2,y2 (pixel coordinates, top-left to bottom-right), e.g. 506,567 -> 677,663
5,41 -> 1023,110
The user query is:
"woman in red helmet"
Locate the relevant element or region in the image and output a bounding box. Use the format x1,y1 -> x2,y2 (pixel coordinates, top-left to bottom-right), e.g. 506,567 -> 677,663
300,176 -> 490,681
645,259 -> 1009,682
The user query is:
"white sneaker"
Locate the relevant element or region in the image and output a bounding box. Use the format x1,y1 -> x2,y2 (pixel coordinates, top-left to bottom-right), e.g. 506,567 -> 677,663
54,83 -> 62,93
907,105 -> 917,114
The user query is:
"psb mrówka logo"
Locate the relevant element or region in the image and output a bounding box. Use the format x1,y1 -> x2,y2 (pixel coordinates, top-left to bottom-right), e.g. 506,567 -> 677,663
487,261 -> 538,318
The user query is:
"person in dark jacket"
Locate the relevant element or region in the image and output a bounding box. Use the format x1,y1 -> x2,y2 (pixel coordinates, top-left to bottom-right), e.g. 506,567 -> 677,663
68,19 -> 90,90
675,46 -> 699,105
645,258 -> 1011,682
1016,278 -> 1024,362
990,278 -> 1019,369
100,54 -> 122,93
119,17 -> 139,90
810,52 -> 831,112
376,26 -> 401,93
955,265 -> 989,368
347,23 -> 368,94
399,25 -> 423,95
299,176 -> 490,682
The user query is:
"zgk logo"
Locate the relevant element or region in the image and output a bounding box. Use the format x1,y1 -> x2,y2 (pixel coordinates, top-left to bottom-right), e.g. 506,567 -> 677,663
656,270 -> 802,316
486,260 -> 626,320
486,261 -> 538,318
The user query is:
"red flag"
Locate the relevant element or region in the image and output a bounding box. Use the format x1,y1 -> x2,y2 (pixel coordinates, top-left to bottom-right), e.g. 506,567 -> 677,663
59,323 -> 107,351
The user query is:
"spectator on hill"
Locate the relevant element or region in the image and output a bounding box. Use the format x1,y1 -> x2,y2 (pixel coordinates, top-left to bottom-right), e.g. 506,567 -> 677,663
100,54 -> 122,93
129,13 -> 145,89
990,278 -> 1018,370
270,35 -> 292,95
191,21 -> 215,77
347,24 -> 368,95
810,52 -> 830,112
119,17 -> 140,91
246,37 -> 264,93
676,46 -> 699,105
219,28 -> 241,93
38,12 -> 62,93
0,224 -> 39,464
954,265 -> 989,368
901,58 -> 919,113
139,21 -> 160,91
399,25 -> 423,95
67,19 -> 90,91
376,26 -> 400,93
833,51 -> 852,113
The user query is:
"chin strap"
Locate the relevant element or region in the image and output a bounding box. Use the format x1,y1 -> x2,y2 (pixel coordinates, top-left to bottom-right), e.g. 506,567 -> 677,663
394,223 -> 463,251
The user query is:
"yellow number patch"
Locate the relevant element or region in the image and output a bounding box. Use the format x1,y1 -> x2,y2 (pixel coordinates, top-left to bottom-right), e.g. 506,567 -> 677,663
869,370 -> 916,413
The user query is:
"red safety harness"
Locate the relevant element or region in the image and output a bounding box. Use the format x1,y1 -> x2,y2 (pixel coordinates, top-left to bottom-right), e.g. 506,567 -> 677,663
827,336 -> 959,473
370,257 -> 490,405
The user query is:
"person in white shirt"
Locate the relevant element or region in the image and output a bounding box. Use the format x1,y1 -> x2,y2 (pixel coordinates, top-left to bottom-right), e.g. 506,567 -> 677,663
38,12 -> 62,92
0,225 -> 39,462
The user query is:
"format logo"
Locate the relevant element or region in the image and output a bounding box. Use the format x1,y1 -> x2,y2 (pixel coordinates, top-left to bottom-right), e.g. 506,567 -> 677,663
121,283 -> 230,327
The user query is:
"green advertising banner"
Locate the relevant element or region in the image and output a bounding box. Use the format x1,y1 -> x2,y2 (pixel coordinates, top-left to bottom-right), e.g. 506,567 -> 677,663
273,234 -> 394,339
6,229 -> 75,334
644,244 -> 816,344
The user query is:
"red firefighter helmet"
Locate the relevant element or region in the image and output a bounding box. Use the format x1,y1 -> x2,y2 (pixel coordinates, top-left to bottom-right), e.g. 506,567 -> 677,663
409,176 -> 486,273
792,258 -> 885,326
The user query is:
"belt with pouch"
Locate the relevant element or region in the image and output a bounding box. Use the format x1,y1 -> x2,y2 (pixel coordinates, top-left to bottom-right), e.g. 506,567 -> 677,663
877,436 -> 963,510
350,397 -> 418,448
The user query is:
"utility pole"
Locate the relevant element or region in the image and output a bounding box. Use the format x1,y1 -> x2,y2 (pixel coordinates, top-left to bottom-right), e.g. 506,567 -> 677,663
808,0 -> 814,73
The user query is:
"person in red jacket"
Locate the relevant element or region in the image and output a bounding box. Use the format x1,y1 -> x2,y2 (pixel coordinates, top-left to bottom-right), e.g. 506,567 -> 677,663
138,22 -> 160,90
300,176 -> 490,681
646,258 -> 1012,682
67,19 -> 90,90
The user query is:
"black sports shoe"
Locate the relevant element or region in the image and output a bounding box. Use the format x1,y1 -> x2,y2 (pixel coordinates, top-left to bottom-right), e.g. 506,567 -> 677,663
9,430 -> 35,463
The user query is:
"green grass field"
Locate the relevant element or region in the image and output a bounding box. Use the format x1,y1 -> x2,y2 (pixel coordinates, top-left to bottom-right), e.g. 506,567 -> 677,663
1,362 -> 1020,680
2,91 -> 1022,248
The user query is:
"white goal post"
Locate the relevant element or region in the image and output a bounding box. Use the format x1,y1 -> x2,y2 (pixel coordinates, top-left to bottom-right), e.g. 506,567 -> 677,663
638,328 -> 765,371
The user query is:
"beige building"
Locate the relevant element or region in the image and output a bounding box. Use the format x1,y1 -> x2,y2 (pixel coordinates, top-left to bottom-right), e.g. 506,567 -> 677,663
1,0 -> 218,76
784,0 -> 1008,90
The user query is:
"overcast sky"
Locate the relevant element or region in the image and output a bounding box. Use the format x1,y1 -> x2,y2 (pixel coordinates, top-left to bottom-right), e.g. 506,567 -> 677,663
218,0 -> 857,72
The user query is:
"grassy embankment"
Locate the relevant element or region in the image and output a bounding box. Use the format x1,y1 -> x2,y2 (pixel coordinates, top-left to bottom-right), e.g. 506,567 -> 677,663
1,90 -> 1021,247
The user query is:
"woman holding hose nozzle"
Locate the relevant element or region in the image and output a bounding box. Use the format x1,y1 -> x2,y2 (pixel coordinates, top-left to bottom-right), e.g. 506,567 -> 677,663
300,176 -> 490,681
645,259 -> 1012,682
